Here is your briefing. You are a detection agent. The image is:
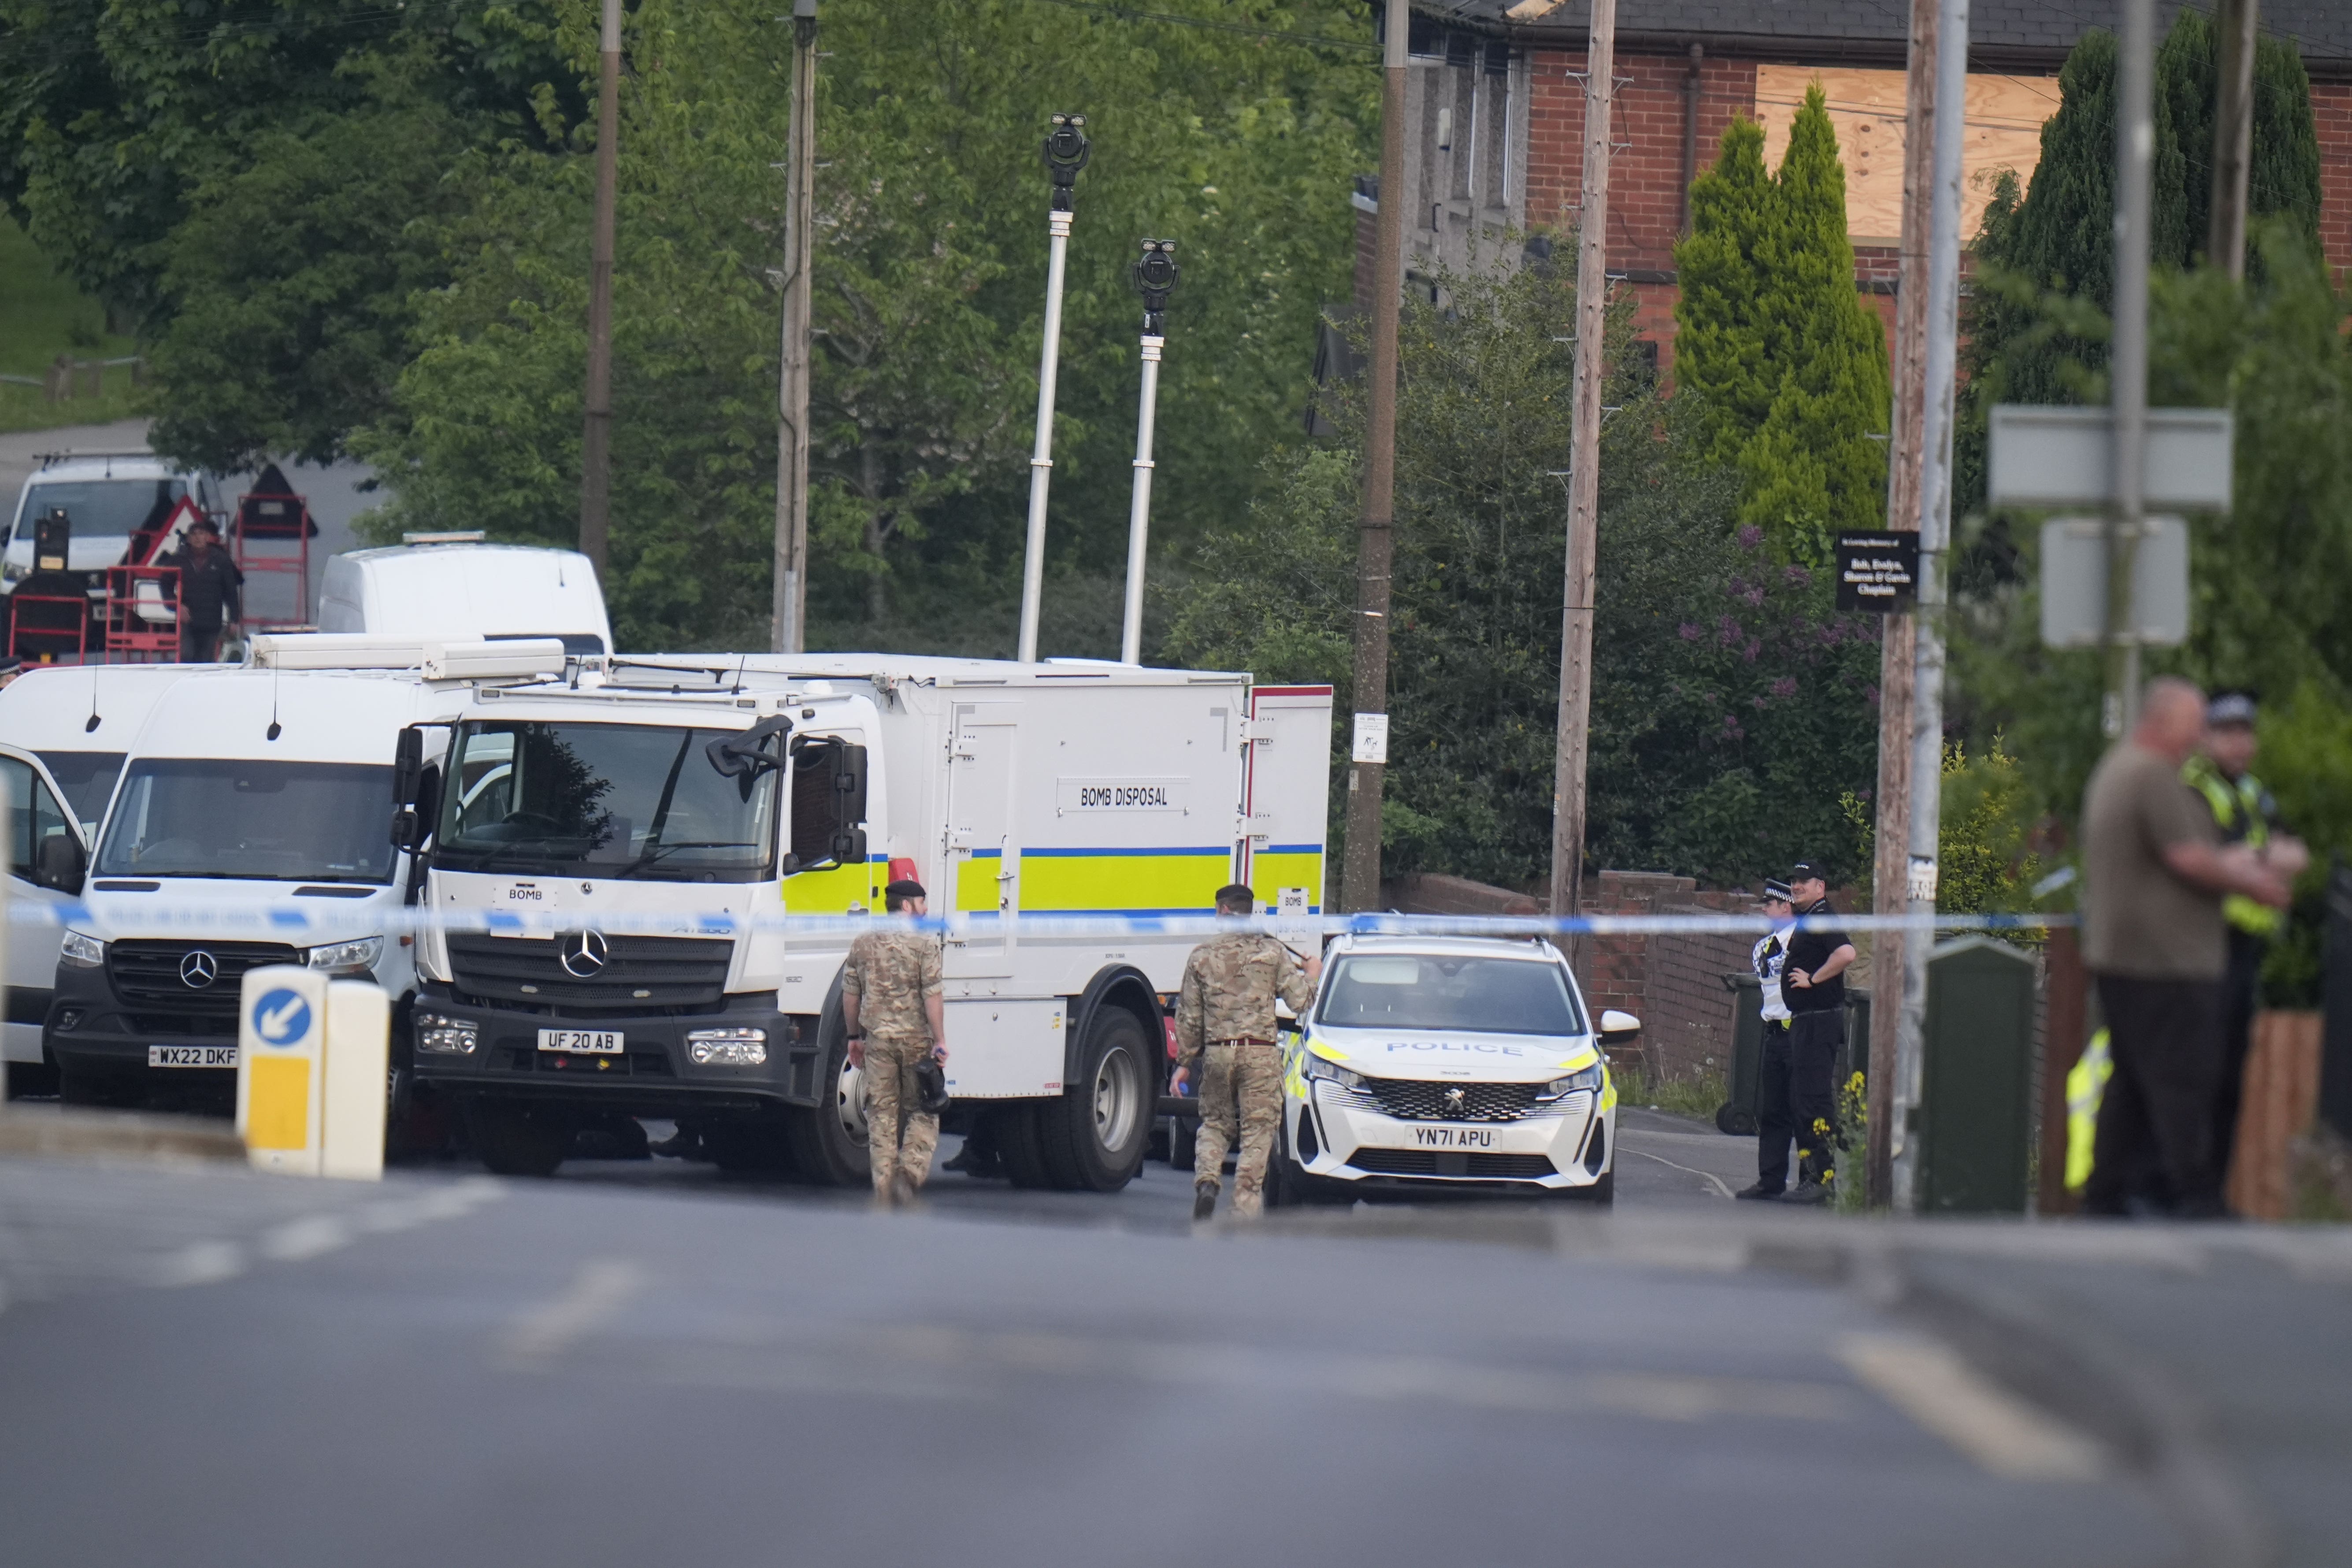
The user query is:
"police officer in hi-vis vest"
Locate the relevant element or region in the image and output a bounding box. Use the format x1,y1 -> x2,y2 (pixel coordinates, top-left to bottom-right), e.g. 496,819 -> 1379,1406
2181,692 -> 2307,1185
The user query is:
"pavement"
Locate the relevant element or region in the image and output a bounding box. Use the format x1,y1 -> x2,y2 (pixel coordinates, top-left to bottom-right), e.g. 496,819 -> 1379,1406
4,1100 -> 2346,1567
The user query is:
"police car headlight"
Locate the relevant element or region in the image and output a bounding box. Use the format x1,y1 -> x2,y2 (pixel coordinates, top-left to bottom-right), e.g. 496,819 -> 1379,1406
304,936 -> 383,975
60,929 -> 106,968
1540,1061 -> 1605,1099
414,1012 -> 479,1056
1304,1054 -> 1365,1091
687,1028 -> 767,1066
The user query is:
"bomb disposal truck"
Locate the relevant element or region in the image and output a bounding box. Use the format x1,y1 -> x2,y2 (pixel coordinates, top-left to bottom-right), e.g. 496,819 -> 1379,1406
401,654 -> 1332,1185
43,638 -> 569,1108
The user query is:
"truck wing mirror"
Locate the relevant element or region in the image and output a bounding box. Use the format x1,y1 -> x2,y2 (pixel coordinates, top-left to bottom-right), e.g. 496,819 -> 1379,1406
393,726 -> 425,805
35,832 -> 85,896
708,715 -> 794,781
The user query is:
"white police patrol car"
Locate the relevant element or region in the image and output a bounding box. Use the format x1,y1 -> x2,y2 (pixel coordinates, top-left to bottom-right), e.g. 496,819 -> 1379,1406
1269,934 -> 1629,1205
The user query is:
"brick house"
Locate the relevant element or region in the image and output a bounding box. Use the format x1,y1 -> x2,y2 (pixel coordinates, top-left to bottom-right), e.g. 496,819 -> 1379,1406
1354,1 -> 2352,374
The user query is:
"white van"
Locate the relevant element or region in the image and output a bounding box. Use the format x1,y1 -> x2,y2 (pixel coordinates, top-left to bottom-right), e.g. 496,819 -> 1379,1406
2,453 -> 221,602
320,541 -> 612,655
0,664 -> 209,1087
42,665 -> 480,1106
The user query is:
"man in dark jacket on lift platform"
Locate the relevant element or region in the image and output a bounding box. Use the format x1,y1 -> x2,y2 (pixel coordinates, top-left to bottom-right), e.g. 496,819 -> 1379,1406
163,518 -> 244,662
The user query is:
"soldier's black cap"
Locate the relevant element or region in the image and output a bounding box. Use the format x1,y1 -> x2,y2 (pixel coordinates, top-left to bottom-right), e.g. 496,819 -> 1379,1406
1214,882 -> 1256,911
2207,690 -> 2258,727
884,878 -> 927,901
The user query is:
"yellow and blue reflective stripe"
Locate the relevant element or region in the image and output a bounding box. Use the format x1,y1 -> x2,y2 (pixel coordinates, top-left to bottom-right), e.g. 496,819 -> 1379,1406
781,853 -> 888,915
1250,842 -> 1324,914
1015,845 -> 1233,916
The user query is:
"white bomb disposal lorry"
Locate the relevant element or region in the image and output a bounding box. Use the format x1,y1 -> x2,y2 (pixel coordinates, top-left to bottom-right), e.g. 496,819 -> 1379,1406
401,654 -> 1332,1185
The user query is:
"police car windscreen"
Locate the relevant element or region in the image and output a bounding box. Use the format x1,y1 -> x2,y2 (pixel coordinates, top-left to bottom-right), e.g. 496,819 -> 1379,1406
95,760 -> 396,882
433,720 -> 778,882
1316,956 -> 1586,1036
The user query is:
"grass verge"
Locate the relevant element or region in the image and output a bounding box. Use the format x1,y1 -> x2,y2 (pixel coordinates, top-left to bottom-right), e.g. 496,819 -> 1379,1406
0,218 -> 144,435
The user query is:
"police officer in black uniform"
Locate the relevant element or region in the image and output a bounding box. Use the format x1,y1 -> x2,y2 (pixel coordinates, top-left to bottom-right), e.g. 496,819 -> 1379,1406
1738,860 -> 1855,1204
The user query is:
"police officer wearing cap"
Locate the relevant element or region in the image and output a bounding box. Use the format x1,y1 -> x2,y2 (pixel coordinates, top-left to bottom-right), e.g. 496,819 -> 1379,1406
1738,861 -> 1854,1203
2182,692 -> 2308,1186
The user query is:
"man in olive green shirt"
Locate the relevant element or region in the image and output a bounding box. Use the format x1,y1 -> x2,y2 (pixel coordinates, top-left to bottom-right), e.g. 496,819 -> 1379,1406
2080,678 -> 2290,1217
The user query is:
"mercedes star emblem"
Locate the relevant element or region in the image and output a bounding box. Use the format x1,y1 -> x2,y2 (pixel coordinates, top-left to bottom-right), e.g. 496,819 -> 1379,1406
179,950 -> 220,989
560,929 -> 610,979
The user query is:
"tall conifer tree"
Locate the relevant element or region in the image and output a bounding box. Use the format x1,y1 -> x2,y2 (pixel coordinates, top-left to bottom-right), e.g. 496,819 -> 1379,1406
1673,87 -> 1890,558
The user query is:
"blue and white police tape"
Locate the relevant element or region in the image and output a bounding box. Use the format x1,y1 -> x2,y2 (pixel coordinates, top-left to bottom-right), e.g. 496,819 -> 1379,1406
4,900 -> 2074,942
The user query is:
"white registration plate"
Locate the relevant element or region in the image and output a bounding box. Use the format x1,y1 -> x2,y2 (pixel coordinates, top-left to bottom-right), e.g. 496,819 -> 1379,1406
1409,1125 -> 1499,1149
537,1029 -> 624,1055
149,1045 -> 239,1069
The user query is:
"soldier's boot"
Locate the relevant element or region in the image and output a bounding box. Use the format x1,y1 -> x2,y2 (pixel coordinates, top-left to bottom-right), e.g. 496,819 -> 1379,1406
892,1171 -> 920,1209
1192,1179 -> 1219,1222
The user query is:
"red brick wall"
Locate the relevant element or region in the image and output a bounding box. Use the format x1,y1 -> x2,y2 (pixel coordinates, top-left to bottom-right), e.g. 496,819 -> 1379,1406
2316,81 -> 2352,282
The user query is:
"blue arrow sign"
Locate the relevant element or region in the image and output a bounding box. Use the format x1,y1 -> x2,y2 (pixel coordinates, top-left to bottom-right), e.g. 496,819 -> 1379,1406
252,987 -> 312,1048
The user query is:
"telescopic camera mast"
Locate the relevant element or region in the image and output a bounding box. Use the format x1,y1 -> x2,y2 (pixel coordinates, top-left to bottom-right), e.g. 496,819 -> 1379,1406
1119,239 -> 1179,665
1016,112 -> 1091,664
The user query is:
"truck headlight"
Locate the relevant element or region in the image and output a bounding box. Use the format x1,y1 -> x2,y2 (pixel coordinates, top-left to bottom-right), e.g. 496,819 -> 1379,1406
1540,1061 -> 1605,1100
60,929 -> 106,968
414,1012 -> 479,1055
686,1027 -> 767,1066
304,936 -> 383,975
1304,1054 -> 1365,1091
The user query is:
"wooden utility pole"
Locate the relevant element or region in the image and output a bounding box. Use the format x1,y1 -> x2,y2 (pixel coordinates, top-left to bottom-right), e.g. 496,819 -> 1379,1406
1869,0 -> 1937,1210
1340,0 -> 1410,914
1546,0 -> 1619,939
2210,0 -> 2258,281
772,0 -> 818,654
579,0 -> 622,578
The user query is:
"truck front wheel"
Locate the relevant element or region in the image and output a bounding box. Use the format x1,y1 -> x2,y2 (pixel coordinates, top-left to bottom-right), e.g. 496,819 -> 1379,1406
784,1014 -> 871,1187
467,1100 -> 571,1178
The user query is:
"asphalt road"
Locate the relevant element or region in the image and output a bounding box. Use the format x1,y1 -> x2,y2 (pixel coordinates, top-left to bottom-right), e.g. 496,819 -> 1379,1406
10,1104 -> 2348,1568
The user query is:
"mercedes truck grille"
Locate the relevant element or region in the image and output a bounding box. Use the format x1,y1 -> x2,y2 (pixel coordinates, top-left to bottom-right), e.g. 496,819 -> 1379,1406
445,932 -> 734,1013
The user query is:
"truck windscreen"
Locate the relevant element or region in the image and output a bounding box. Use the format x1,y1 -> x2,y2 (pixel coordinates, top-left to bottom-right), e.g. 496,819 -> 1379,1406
95,760 -> 397,882
434,721 -> 777,882
1316,955 -> 1587,1037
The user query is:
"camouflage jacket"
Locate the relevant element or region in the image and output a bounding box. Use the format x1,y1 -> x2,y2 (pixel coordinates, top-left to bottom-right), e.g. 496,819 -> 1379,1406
1174,932 -> 1314,1067
842,925 -> 943,1042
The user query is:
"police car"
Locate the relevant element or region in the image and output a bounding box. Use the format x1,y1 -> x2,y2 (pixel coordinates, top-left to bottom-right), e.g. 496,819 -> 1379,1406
1269,934 -> 1628,1205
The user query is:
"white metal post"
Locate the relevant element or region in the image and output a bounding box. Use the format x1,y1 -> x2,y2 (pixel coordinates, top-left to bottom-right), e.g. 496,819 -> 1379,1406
2107,0 -> 2155,737
1119,334 -> 1163,665
1016,207 -> 1072,664
1891,0 -> 1969,1211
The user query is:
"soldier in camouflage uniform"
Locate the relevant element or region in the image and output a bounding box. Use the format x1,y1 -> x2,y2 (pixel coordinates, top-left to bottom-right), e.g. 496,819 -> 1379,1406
1171,884 -> 1321,1221
842,878 -> 948,1208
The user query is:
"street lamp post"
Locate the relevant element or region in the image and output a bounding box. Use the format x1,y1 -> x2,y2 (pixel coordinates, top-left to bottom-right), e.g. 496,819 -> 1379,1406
1016,113 -> 1091,665
1119,239 -> 1179,666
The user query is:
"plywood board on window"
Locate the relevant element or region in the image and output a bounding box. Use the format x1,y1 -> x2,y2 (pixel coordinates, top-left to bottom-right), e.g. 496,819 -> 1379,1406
1753,66 -> 2060,246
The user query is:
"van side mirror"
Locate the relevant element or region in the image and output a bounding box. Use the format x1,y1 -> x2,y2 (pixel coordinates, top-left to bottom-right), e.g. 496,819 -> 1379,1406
1599,1009 -> 1642,1044
35,832 -> 85,895
390,727 -> 430,851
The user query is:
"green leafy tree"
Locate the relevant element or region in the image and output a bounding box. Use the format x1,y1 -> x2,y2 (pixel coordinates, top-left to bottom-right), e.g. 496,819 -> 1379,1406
1954,12 -> 2321,511
352,0 -> 1377,650
1167,251 -> 1883,890
1672,88 -> 1889,560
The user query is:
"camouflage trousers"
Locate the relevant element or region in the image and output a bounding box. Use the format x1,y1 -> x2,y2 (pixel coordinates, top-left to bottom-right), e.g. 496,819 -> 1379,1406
863,1032 -> 941,1195
1195,1041 -> 1283,1218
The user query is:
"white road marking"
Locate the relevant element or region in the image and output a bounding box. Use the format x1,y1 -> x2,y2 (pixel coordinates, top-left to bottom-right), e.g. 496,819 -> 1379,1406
1623,1145 -> 1737,1200
1837,1331 -> 2107,1481
258,1215 -> 353,1262
152,1240 -> 245,1288
502,1258 -> 647,1363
